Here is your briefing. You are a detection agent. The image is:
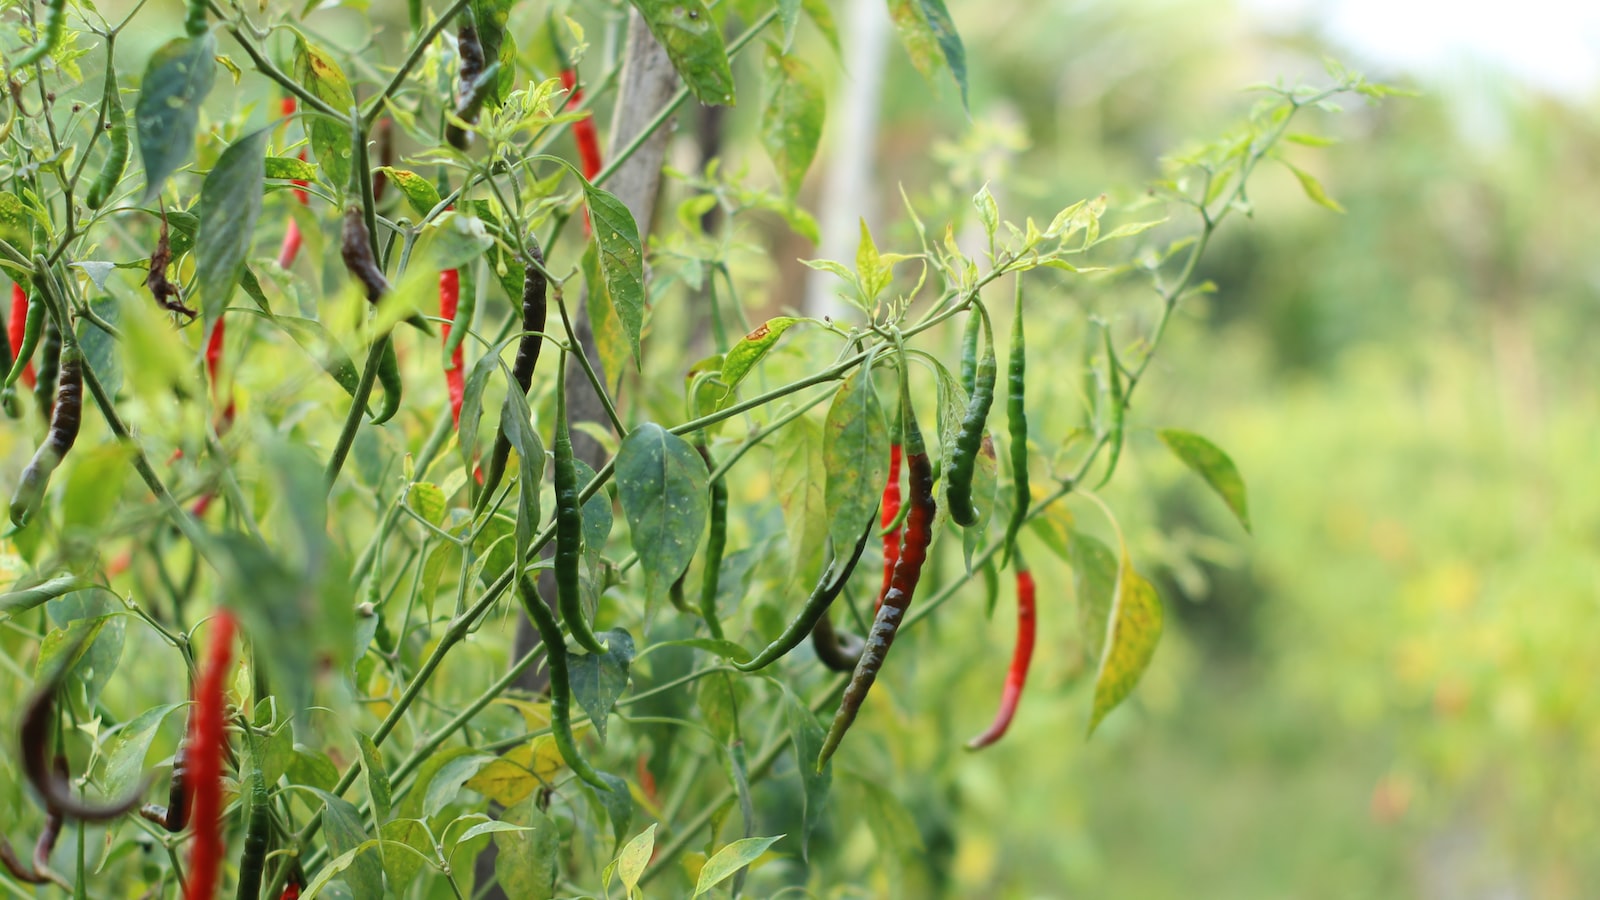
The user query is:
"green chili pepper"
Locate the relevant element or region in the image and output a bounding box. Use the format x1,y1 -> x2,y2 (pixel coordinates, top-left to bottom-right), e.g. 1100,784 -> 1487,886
818,362 -> 935,769
698,440 -> 728,640
184,0 -> 208,38
235,739 -> 271,900
946,305 -> 996,527
85,62 -> 129,211
554,349 -> 607,655
480,239 -> 546,505
513,572 -> 609,791
32,317 -> 60,426
12,0 -> 67,68
1000,279 -> 1029,566
10,347 -> 81,528
733,511 -> 875,672
3,287 -> 44,393
958,308 -> 980,396
371,338 -> 402,425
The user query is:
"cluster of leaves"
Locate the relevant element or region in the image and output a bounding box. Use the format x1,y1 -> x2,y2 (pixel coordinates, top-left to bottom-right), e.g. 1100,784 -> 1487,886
0,0 -> 1384,893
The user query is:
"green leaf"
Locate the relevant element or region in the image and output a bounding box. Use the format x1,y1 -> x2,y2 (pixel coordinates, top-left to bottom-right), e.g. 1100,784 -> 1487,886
378,819 -> 431,889
573,458 -> 612,575
715,317 -> 801,409
197,126 -> 269,333
960,434 -> 997,570
781,682 -> 829,859
760,46 -> 825,199
493,799 -> 559,900
1158,428 -> 1252,533
311,788 -> 386,898
694,834 -> 785,897
773,415 -> 827,594
800,0 -> 841,55
265,155 -> 319,182
616,423 -> 710,600
823,366 -> 889,559
589,771 -> 635,849
777,0 -> 801,50
582,181 -> 645,369
356,731 -> 393,824
1069,532 -> 1116,668
1282,159 -> 1346,213
379,168 -> 442,217
628,0 -> 737,106
1087,554 -> 1164,736
103,703 -> 182,797
293,38 -> 356,191
569,628 -> 635,745
886,0 -> 942,82
918,0 -> 969,109
61,442 -> 132,533
419,212 -> 495,271
499,379 -> 545,565
696,670 -> 743,746
73,295 -> 121,399
616,823 -> 657,896
135,34 -> 217,202
0,192 -> 32,259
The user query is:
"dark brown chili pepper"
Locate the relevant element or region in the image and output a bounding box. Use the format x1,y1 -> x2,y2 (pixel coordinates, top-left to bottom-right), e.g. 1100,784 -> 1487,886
10,347 -> 82,527
479,239 -> 545,504
340,205 -> 390,303
818,367 -> 935,769
138,713 -> 190,831
146,212 -> 196,318
810,608 -> 864,673
31,316 -> 59,425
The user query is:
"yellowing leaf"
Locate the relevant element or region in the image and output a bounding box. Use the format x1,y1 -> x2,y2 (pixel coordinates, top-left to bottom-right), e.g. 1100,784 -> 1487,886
1087,557 -> 1164,735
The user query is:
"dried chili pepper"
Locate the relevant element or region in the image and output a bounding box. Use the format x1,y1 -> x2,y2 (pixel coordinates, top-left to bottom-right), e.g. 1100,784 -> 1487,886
810,608 -> 863,673
967,559 -> 1036,750
147,212 -> 196,318
818,369 -> 935,768
1001,279 -> 1029,565
184,610 -> 237,900
698,441 -> 727,639
946,305 -> 996,527
479,239 -> 546,502
5,281 -> 41,392
875,440 -> 903,615
554,351 -> 608,655
12,0 -> 67,68
340,205 -> 390,302
733,512 -> 875,673
85,60 -> 129,210
9,346 -> 81,527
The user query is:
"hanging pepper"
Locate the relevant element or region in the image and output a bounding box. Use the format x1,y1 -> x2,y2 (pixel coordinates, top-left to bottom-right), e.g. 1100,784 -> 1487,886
479,239 -> 546,502
552,21 -> 603,231
340,205 -> 390,302
234,738 -> 271,900
445,20 -> 492,150
810,609 -> 864,673
183,610 -> 237,900
183,0 -> 208,37
553,348 -> 607,655
276,97 -> 310,270
966,559 -> 1037,749
875,441 -> 903,614
698,441 -> 727,639
439,266 -> 464,426
734,509 -> 876,672
19,633 -> 144,821
0,760 -> 66,888
6,281 -> 40,391
513,573 -> 609,792
1001,279 -> 1030,565
818,366 -> 935,768
31,316 -> 59,424
9,346 -> 81,527
139,716 -> 190,831
946,305 -> 996,526
85,58 -> 129,210
12,0 -> 67,68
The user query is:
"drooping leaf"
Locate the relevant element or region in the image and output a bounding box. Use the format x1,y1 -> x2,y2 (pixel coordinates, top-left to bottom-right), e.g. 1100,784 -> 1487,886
1087,555 -> 1164,736
1069,532 -> 1116,667
311,788 -> 386,898
293,38 -> 357,190
960,434 -> 998,570
628,0 -> 737,106
773,415 -> 827,594
493,798 -> 559,900
886,0 -> 942,82
356,731 -> 393,824
616,424 -> 710,600
379,167 -> 443,217
103,703 -> 182,797
569,628 -> 635,745
197,127 -> 269,333
781,682 -> 829,858
715,317 -> 801,409
760,45 -> 825,199
917,0 -> 969,110
1158,428 -> 1252,533
823,366 -> 889,558
135,34 -> 217,201
73,296 -> 121,399
582,181 -> 645,369
693,834 -> 785,897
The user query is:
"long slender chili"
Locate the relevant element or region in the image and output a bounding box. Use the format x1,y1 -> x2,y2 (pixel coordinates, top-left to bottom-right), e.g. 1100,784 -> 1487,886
5,282 -> 41,391
19,634 -> 145,821
372,340 -> 402,426
946,305 -> 996,527
139,717 -> 190,831
733,512 -> 875,673
234,740 -> 271,900
32,317 -> 59,423
85,59 -> 129,210
818,371 -> 935,769
875,441 -> 903,614
1001,279 -> 1029,566
12,0 -> 66,68
445,19 -> 489,150
810,609 -> 863,673
553,350 -> 607,655
184,610 -> 237,900
276,98 -> 310,270
340,206 -> 390,302
698,441 -> 727,639
9,347 -> 81,527
439,266 -> 464,426
966,559 -> 1037,750
513,574 -> 609,791
479,239 -> 546,502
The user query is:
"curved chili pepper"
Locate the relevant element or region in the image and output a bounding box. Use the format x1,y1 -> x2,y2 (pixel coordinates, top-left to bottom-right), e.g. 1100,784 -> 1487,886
184,0 -> 208,37
809,609 -> 863,673
12,0 -> 66,68
1001,280 -> 1029,566
5,281 -> 41,391
698,441 -> 727,639
733,512 -> 875,673
85,60 -> 129,210
818,372 -> 935,769
0,837 -> 49,884
875,441 -> 903,614
184,610 -> 237,900
19,632 -> 145,821
32,316 -> 59,424
439,266 -> 464,426
946,306 -> 996,527
554,349 -> 607,655
371,339 -> 402,426
480,239 -> 546,502
10,347 -> 81,527
234,745 -> 270,900
966,561 -> 1036,750
138,720 -> 189,831
513,573 -> 609,791
445,20 -> 489,151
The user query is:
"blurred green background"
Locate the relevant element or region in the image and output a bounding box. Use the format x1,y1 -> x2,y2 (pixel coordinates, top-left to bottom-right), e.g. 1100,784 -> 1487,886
808,1 -> 1600,897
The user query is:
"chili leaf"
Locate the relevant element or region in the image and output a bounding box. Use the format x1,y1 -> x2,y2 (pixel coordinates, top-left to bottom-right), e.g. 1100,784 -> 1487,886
616,424 -> 709,600
693,834 -> 785,897
356,731 -> 393,824
493,798 -> 559,900
918,0 -> 969,110
197,126 -> 269,334
628,0 -> 736,106
135,34 -> 217,202
760,45 -> 825,199
1087,554 -> 1164,736
311,789 -> 386,898
379,167 -> 443,217
582,181 -> 645,369
569,628 -> 635,745
718,317 -> 801,402
293,38 -> 356,190
823,366 -> 889,560
1158,428 -> 1252,534
781,682 -> 830,859
774,415 -> 827,594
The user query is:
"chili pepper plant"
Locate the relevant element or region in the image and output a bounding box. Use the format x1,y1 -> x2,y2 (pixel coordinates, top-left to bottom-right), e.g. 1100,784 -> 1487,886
0,0 -> 1392,895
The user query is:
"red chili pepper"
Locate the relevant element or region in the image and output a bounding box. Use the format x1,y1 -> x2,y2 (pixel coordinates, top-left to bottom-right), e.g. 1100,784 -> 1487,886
439,266 -> 463,426
184,610 -> 237,900
875,442 -> 903,614
280,885 -> 301,900
10,282 -> 35,389
560,69 -> 603,183
277,96 -> 310,270
966,564 -> 1037,750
